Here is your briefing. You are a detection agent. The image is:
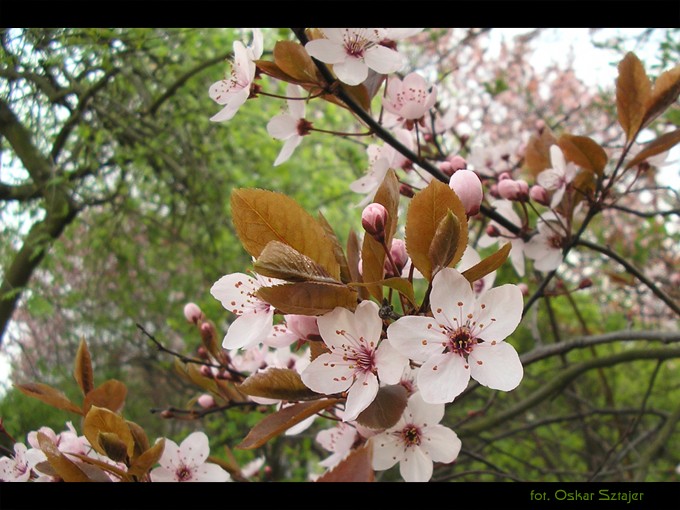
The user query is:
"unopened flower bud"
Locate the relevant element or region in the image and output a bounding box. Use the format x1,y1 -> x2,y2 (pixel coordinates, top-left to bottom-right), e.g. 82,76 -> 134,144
199,365 -> 213,377
579,278 -> 593,289
197,394 -> 216,409
449,169 -> 483,216
197,346 -> 208,359
389,239 -> 409,275
671,273 -> 680,286
285,314 -> 321,341
530,185 -> 550,206
439,161 -> 454,177
486,224 -> 500,237
183,303 -> 204,324
448,155 -> 467,172
399,183 -> 415,198
498,172 -> 512,181
498,178 -> 529,201
535,119 -> 546,133
362,203 -> 389,242
518,283 -> 529,296
160,410 -> 174,419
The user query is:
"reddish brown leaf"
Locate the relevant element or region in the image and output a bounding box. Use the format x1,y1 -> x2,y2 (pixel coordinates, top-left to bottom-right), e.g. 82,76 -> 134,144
237,399 -> 339,450
524,129 -> 558,177
37,432 -> 91,482
317,211 -> 352,284
316,443 -> 374,482
83,405 -> 135,459
346,229 -> 369,300
616,52 -> 651,141
428,210 -> 461,278
254,241 -> 337,283
16,383 -> 83,415
361,169 -> 400,300
128,438 -> 165,479
462,242 -> 512,284
557,134 -> 608,177
74,337 -> 95,396
238,368 -> 320,401
641,64 -> 680,130
127,420 -> 150,459
83,379 -> 127,414
356,384 -> 407,430
273,41 -> 321,84
257,281 -> 357,315
625,128 -> 680,170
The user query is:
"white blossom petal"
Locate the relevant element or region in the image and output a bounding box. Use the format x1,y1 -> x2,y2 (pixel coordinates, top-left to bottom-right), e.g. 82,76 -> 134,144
149,466 -> 178,482
333,57 -> 369,86
430,268 -> 475,327
210,273 -> 260,314
354,300 -> 383,345
469,342 -> 523,391
304,38 -> 347,63
375,339 -> 409,385
179,431 -> 210,468
343,371 -> 379,421
222,308 -> 274,350
407,392 -> 445,425
387,316 -> 447,362
267,114 -> 298,140
317,307 -> 361,351
192,463 -> 231,482
273,135 -> 303,166
422,425 -> 461,464
418,353 -> 470,404
474,284 -> 523,343
364,45 -> 404,74
400,446 -> 432,482
301,353 -> 353,395
371,434 -> 403,471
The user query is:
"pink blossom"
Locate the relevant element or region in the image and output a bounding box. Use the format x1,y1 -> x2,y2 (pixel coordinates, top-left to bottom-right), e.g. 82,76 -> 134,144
449,169 -> 483,216
316,422 -> 359,469
266,314 -> 320,348
371,393 -> 461,482
301,301 -> 409,421
524,213 -> 568,272
150,431 -> 230,482
210,273 -> 280,350
388,268 -> 524,404
209,29 -> 263,123
305,28 -> 405,86
537,145 -> 578,208
266,84 -> 312,166
383,72 -> 437,124
0,443 -> 45,482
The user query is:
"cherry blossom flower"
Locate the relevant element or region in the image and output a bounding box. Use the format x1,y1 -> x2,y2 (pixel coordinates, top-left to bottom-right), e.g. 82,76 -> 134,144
316,422 -> 359,469
305,28 -> 405,86
266,314 -> 320,348
266,84 -> 312,166
150,431 -> 230,482
371,393 -> 461,482
209,29 -> 263,122
301,300 -> 409,421
537,145 -> 578,208
210,272 -> 280,350
477,200 -> 526,277
350,129 -> 413,206
0,443 -> 45,482
382,72 -> 437,126
524,212 -> 568,272
387,268 -> 524,404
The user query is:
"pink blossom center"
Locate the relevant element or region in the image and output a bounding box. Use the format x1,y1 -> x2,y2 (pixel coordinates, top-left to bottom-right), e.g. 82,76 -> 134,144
336,330 -> 377,375
342,30 -> 377,58
296,118 -> 313,136
445,327 -> 477,357
176,466 -> 193,481
399,424 -> 422,446
549,234 -> 564,250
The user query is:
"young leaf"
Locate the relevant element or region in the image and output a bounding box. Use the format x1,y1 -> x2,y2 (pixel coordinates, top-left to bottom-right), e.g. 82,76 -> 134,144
641,64 -> 680,130
524,129 -> 558,177
127,420 -> 150,459
37,431 -> 91,482
428,210 -> 461,278
254,240 -> 337,283
316,443 -> 374,482
238,367 -> 321,401
461,242 -> 512,284
97,432 -> 129,463
255,60 -> 299,83
361,169 -> 400,300
83,379 -> 127,414
356,384 -> 408,430
616,52 -> 651,142
346,229 -> 369,300
83,405 -> 135,459
231,188 -> 340,280
309,340 -> 331,362
74,337 -> 94,396
128,438 -> 165,479
15,383 -> 83,415
237,399 -> 339,450
557,134 -> 608,177
625,128 -> 680,170
273,40 -> 321,84
317,211 -> 352,284
257,282 -> 357,315
405,180 -> 468,281
349,277 -> 416,307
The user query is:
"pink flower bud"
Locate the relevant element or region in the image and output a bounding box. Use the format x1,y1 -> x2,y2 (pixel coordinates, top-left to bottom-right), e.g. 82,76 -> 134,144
389,239 -> 409,274
498,172 -> 512,181
399,183 -> 415,198
183,302 -> 204,324
489,183 -> 500,198
579,278 -> 593,289
498,179 -> 529,201
197,394 -> 216,409
518,283 -> 529,296
362,203 -> 389,242
530,185 -> 550,206
671,273 -> 680,286
448,155 -> 467,172
285,314 -> 320,341
439,161 -> 454,177
448,169 -> 483,216
199,365 -> 213,377
486,224 -> 500,237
